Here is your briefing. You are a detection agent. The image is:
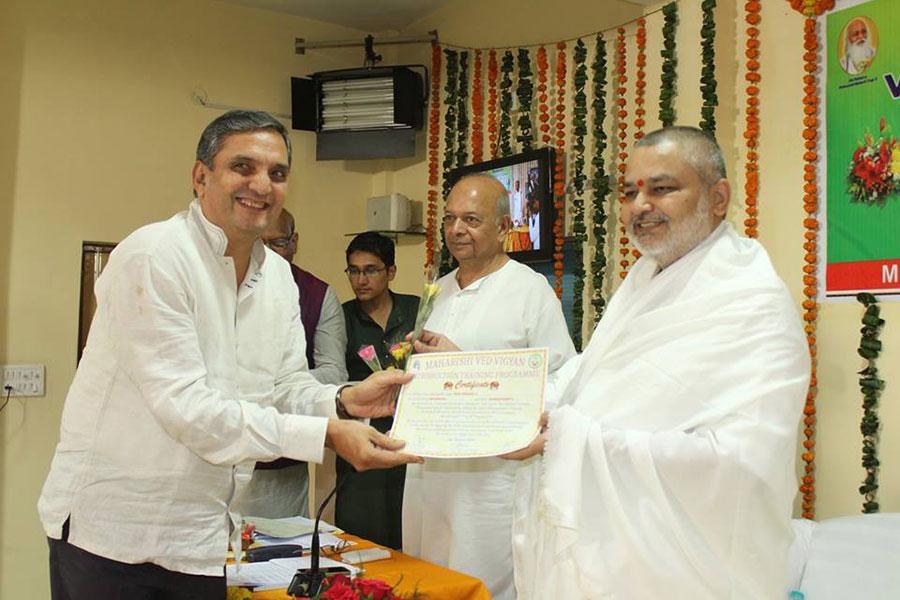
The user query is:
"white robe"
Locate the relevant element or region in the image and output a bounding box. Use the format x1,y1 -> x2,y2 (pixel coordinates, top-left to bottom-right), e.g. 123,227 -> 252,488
513,224 -> 810,599
403,259 -> 576,599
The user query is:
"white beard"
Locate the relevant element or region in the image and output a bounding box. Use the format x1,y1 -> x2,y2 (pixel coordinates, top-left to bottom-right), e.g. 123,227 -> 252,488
629,194 -> 712,269
845,40 -> 874,73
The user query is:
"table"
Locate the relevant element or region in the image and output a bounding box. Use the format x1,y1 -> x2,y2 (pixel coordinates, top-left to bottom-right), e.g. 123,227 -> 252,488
250,534 -> 491,600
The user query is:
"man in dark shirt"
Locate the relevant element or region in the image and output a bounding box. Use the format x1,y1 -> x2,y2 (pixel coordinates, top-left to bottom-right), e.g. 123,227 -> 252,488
340,232 -> 419,549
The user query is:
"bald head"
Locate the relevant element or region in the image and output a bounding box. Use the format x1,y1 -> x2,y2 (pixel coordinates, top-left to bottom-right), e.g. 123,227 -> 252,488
261,207 -> 297,262
451,174 -> 511,225
443,174 -> 511,266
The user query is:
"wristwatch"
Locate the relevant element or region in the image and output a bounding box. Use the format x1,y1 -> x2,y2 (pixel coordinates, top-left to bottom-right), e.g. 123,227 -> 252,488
335,384 -> 353,418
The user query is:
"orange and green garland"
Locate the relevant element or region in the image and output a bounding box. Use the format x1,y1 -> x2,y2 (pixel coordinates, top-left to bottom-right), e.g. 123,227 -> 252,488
471,50 -> 484,164
487,50 -> 499,160
743,1 -> 761,238
537,47 -> 551,147
787,0 -> 836,520
615,27 -> 631,280
425,43 -> 442,269
552,42 -> 567,298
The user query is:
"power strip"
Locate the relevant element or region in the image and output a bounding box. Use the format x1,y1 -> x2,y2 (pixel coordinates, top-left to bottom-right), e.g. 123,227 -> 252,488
1,364 -> 45,397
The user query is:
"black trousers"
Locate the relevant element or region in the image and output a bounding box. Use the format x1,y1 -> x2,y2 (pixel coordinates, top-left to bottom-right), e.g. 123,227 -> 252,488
48,520 -> 225,600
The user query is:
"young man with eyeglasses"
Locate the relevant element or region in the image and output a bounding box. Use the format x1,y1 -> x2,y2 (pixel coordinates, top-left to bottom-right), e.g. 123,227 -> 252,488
238,209 -> 349,521
338,231 -> 419,550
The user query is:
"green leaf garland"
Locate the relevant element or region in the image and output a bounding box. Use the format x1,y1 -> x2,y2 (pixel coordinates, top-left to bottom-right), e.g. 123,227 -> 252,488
856,292 -> 886,513
591,34 -> 610,325
699,0 -> 718,133
440,49 -> 460,275
659,2 -> 679,126
456,51 -> 470,168
570,38 -> 588,350
498,51 -> 515,157
516,49 -> 535,151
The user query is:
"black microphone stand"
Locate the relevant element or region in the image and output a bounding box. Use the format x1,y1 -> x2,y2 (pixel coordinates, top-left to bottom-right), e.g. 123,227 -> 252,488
287,474 -> 349,597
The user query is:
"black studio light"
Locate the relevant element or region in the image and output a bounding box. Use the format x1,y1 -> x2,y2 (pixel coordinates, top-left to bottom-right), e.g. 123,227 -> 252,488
291,34 -> 430,160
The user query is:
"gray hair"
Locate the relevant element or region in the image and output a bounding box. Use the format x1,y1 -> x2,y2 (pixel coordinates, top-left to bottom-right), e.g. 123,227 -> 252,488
196,110 -> 292,167
635,126 -> 726,185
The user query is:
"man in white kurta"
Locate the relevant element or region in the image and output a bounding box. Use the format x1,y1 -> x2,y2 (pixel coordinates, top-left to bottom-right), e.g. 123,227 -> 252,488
512,127 -> 810,599
39,111 -> 420,599
403,174 -> 575,599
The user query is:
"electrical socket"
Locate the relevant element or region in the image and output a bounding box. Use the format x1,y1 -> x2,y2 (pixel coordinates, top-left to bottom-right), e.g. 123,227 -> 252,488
1,364 -> 46,397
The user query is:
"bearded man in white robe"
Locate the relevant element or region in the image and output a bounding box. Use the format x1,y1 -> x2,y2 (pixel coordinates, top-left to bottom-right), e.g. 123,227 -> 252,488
508,126 -> 810,599
840,18 -> 876,75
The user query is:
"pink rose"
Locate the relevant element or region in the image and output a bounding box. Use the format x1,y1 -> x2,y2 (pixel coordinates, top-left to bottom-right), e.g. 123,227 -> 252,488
358,345 -> 377,362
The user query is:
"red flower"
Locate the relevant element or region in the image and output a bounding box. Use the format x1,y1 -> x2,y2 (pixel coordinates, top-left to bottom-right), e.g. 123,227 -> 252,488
355,578 -> 395,600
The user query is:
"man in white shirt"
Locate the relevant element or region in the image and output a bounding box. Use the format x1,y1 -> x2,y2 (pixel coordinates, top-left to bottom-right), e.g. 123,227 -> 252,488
508,126 -> 809,598
239,208 -> 348,520
38,110 -> 421,600
403,174 -> 575,600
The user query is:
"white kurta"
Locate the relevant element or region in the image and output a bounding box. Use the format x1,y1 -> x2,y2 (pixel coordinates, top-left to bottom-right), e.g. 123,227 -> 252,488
513,223 -> 810,599
403,259 -> 575,599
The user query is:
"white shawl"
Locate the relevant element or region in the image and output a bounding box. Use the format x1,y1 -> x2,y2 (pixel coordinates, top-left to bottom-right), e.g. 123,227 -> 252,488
513,224 -> 810,599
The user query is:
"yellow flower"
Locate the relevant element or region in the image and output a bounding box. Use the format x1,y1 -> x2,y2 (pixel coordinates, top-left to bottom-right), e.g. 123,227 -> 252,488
892,147 -> 900,175
226,587 -> 253,600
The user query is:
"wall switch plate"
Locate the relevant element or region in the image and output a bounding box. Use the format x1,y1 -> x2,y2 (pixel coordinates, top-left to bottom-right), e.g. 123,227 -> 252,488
1,364 -> 45,397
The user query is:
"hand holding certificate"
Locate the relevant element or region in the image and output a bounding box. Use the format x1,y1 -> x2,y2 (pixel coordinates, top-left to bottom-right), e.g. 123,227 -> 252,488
390,348 -> 548,458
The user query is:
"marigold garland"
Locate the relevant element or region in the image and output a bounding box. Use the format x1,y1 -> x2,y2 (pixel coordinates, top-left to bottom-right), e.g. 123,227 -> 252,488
591,34 -> 610,325
537,47 -> 551,146
516,49 -> 535,151
799,16 -> 820,520
552,42 -> 567,298
487,50 -> 499,160
788,0 -> 835,17
659,2 -> 678,127
630,19 -> 647,266
634,19 -> 647,142
570,38 -> 588,350
498,51 -> 515,157
471,50 -> 484,164
456,51 -> 470,168
699,0 -> 718,134
425,43 -> 442,269
743,1 -> 761,238
615,27 -> 631,280
855,292 -> 885,514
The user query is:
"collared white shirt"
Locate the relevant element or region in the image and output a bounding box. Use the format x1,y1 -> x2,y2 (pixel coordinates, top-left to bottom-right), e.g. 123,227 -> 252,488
403,258 -> 575,600
38,201 -> 337,576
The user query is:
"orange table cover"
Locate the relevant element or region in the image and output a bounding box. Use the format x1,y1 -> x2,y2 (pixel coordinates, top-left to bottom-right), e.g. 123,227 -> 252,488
251,534 -> 491,600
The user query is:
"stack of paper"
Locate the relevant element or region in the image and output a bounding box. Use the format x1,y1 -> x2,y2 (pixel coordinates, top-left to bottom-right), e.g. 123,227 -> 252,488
226,556 -> 360,591
244,515 -> 351,551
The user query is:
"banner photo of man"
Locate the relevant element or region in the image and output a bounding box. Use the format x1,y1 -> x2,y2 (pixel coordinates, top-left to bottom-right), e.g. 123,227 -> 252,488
825,0 -> 900,298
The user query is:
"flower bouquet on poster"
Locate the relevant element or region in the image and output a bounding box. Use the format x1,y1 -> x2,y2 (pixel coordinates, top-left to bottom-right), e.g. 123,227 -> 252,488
357,270 -> 441,373
847,117 -> 900,207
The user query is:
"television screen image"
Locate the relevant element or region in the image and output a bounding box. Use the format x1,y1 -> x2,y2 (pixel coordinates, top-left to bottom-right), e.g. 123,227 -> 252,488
448,147 -> 555,263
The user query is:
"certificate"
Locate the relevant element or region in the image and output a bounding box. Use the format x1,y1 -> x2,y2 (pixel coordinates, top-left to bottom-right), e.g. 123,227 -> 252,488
390,348 -> 548,458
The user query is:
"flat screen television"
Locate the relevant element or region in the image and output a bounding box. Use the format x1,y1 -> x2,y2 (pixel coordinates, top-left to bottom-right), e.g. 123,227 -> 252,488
447,147 -> 556,263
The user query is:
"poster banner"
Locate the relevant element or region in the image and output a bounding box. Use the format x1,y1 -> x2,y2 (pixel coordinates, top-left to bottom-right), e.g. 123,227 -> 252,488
824,0 -> 900,298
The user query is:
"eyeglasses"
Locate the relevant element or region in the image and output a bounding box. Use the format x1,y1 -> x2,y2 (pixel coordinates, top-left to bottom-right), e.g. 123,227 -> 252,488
345,266 -> 387,278
263,236 -> 292,250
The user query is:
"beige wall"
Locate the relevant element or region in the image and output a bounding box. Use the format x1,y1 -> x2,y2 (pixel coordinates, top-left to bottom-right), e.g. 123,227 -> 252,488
2,0 -> 897,597
0,0 -> 404,596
